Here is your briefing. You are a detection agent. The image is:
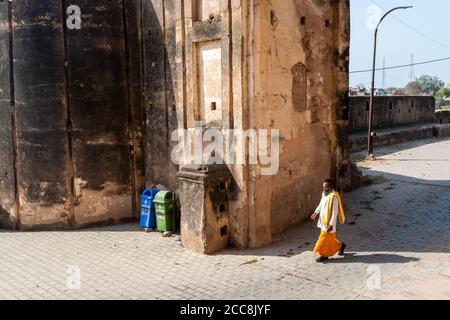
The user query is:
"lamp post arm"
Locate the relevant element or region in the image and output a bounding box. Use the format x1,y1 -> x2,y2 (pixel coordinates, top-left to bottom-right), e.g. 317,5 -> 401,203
367,5 -> 413,158
375,6 -> 413,31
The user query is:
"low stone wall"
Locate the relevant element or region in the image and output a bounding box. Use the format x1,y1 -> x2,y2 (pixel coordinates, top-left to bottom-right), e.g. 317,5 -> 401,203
436,110 -> 450,124
348,97 -> 450,153
350,125 -> 437,153
349,96 -> 436,133
434,124 -> 450,138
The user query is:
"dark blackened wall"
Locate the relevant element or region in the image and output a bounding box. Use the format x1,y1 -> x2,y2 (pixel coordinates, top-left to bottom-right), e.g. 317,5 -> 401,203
349,96 -> 436,133
12,0 -> 72,228
0,0 -> 143,229
0,2 -> 16,228
65,0 -> 134,225
124,0 -> 146,212
142,0 -> 178,190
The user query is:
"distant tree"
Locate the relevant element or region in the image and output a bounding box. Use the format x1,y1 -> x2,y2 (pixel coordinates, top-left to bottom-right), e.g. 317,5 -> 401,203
416,75 -> 445,95
385,87 -> 396,94
386,87 -> 402,95
436,87 -> 450,109
405,75 -> 444,96
436,87 -> 450,99
356,82 -> 366,89
436,96 -> 443,109
393,89 -> 405,96
405,81 -> 422,95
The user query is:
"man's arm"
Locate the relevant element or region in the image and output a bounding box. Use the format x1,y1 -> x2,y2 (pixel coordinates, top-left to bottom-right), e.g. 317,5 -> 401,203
311,199 -> 322,221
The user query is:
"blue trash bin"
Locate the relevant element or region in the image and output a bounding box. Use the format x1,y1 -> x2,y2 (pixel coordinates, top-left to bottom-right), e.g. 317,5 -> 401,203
140,188 -> 159,229
140,207 -> 157,229
141,188 -> 159,210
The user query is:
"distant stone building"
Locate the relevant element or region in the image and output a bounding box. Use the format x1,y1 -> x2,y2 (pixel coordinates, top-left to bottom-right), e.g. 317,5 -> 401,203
0,0 -> 353,253
436,110 -> 450,124
349,96 -> 436,133
348,96 -> 450,152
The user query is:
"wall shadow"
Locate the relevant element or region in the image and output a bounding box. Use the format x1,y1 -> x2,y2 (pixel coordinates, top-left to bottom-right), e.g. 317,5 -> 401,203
352,137 -> 450,161
322,253 -> 420,264
220,138 -> 450,260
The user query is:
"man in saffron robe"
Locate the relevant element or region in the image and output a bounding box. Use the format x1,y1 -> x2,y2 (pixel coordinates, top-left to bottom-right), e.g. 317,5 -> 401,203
311,179 -> 347,263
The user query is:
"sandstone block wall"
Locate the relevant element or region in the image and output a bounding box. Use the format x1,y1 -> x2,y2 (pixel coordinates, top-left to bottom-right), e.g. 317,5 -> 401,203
143,0 -> 351,249
349,96 -> 436,133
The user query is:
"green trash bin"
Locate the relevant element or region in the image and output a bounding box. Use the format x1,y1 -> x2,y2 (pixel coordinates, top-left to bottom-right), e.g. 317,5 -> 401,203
154,191 -> 174,232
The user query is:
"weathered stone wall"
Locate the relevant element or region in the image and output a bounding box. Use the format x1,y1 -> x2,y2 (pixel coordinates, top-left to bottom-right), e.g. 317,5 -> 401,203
0,2 -> 17,228
0,0 -> 351,249
350,124 -> 436,153
0,0 -> 144,230
254,0 -> 351,239
141,0 -> 179,191
349,96 -> 436,133
436,110 -> 450,124
144,0 -> 350,250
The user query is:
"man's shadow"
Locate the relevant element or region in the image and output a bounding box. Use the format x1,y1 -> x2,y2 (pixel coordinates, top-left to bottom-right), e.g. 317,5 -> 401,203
321,253 -> 420,264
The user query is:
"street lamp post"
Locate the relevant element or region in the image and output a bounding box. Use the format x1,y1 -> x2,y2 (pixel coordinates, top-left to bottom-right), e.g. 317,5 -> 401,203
367,6 -> 413,159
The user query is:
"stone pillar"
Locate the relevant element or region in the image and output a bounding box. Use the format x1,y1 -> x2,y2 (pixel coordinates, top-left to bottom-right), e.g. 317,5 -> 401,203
178,164 -> 231,254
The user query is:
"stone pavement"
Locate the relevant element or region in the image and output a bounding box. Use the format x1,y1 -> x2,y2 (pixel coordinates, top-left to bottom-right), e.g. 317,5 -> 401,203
0,137 -> 450,300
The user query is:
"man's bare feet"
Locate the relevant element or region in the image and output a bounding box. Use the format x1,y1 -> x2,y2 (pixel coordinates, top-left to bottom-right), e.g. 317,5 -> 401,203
339,243 -> 347,256
316,256 -> 329,263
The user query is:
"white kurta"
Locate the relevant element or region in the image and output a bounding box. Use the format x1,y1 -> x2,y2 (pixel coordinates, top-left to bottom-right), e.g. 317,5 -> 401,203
314,192 -> 339,233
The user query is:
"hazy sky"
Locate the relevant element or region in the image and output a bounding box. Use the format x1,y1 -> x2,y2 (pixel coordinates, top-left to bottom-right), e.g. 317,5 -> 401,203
350,0 -> 450,88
